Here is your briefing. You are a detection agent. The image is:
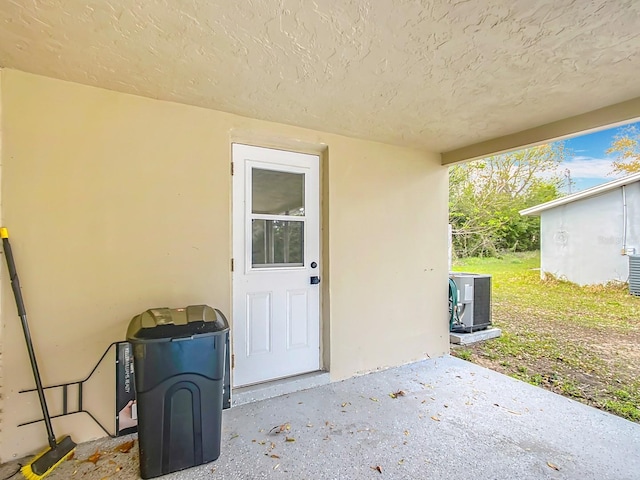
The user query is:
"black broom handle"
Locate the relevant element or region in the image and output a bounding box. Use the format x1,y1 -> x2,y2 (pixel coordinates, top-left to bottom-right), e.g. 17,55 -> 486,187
1,229 -> 57,449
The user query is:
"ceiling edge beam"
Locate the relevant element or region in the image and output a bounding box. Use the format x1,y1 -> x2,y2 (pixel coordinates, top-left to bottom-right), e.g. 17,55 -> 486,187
441,97 -> 640,165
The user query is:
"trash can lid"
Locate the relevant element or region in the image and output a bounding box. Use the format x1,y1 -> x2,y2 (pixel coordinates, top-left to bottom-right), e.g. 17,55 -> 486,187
126,304 -> 229,342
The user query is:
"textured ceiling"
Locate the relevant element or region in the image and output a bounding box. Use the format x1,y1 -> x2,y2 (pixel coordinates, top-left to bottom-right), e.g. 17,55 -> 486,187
1,0 -> 639,152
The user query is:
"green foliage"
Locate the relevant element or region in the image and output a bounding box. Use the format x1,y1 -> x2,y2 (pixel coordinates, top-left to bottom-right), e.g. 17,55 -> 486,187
449,144 -> 565,258
452,253 -> 640,423
454,349 -> 472,361
453,251 -> 639,332
607,125 -> 640,175
603,399 -> 640,422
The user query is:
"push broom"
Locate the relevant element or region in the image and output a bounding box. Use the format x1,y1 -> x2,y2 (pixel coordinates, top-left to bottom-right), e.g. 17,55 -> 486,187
1,228 -> 76,480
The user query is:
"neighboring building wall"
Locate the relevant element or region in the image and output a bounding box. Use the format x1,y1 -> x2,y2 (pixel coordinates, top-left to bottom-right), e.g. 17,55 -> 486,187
540,183 -> 640,285
0,69 -> 449,460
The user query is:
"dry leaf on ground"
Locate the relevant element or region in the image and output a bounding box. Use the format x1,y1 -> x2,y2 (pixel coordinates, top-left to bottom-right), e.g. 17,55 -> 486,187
269,423 -> 291,435
430,416 -> 440,421
114,440 -> 135,453
389,390 -> 406,399
494,403 -> 522,415
86,450 -> 102,464
547,462 -> 560,471
285,437 -> 296,442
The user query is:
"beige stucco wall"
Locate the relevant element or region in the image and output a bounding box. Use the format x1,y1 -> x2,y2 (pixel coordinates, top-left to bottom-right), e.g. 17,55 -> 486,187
0,69 -> 449,461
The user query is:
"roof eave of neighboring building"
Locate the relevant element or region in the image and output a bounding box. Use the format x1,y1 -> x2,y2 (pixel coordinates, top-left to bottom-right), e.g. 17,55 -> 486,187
519,171 -> 640,216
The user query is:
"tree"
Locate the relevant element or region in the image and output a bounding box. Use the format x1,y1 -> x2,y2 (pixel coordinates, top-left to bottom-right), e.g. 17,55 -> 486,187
449,144 -> 565,258
607,125 -> 640,175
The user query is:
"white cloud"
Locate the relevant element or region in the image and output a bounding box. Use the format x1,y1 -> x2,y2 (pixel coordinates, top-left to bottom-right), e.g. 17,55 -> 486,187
562,156 -> 623,179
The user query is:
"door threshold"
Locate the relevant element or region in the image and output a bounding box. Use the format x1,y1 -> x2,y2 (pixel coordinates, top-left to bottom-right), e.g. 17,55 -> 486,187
232,371 -> 330,407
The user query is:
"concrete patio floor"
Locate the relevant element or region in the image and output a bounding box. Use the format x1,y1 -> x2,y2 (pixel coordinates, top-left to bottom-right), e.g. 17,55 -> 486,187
1,355 -> 639,480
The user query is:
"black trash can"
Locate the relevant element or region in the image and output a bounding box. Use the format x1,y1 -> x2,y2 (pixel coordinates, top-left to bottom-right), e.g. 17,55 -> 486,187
126,305 -> 229,479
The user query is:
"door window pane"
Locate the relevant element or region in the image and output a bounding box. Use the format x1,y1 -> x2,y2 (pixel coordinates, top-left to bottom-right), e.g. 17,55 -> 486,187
252,220 -> 304,267
252,169 -> 305,216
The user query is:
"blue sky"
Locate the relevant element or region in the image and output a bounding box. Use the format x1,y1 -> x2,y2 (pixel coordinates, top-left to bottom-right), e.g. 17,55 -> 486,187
555,121 -> 640,193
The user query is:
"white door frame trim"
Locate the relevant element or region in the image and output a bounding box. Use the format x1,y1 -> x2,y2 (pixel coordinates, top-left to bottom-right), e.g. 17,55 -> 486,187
231,141 -> 327,388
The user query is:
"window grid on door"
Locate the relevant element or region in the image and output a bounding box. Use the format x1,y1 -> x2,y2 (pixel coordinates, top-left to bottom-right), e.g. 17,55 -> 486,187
249,167 -> 307,270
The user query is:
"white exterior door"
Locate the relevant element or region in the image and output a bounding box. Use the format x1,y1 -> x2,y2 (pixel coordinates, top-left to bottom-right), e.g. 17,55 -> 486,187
232,144 -> 321,387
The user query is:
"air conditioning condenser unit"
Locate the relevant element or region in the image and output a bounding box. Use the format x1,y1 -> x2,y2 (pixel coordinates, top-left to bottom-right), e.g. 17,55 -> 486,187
449,273 -> 492,333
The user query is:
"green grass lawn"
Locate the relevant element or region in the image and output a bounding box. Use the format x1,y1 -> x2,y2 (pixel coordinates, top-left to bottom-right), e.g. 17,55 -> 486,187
451,251 -> 640,422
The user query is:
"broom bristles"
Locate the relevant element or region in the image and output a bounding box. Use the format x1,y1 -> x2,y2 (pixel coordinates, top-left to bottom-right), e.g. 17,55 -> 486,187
20,438 -> 75,480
